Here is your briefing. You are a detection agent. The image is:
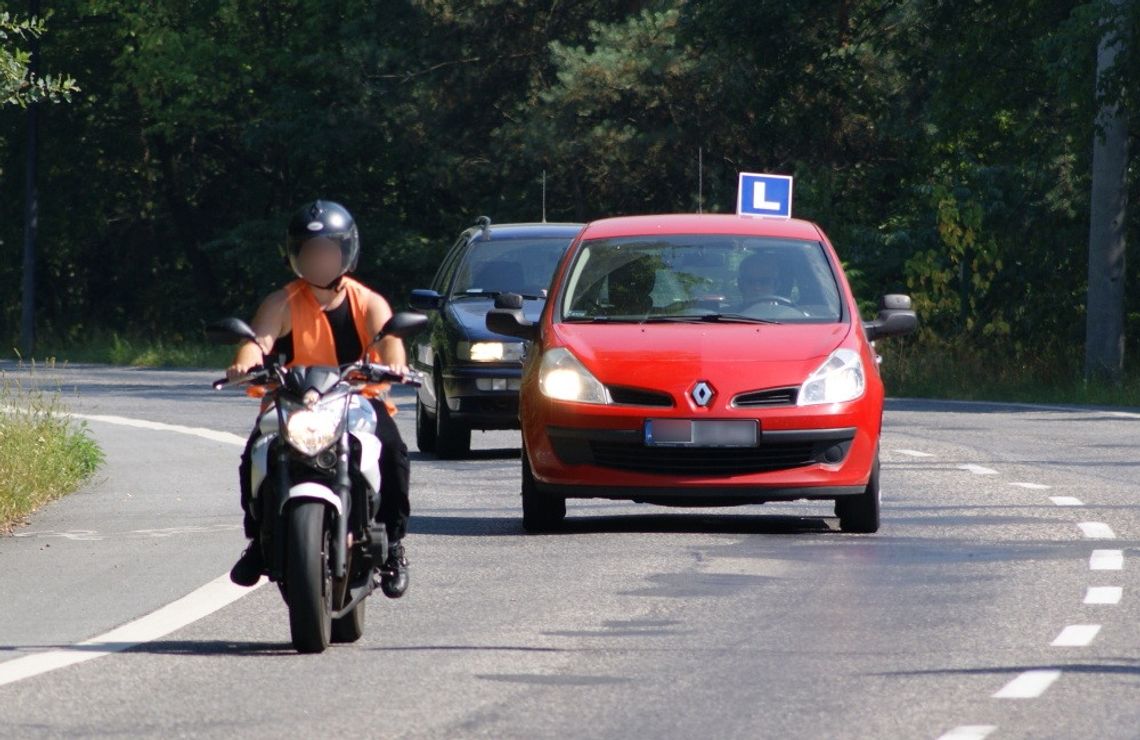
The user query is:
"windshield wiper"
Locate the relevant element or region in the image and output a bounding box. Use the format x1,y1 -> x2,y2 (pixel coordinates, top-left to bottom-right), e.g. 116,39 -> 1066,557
636,313 -> 780,325
454,290 -> 545,300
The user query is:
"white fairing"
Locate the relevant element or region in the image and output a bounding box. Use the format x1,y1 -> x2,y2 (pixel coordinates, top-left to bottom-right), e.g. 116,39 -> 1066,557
247,398 -> 383,500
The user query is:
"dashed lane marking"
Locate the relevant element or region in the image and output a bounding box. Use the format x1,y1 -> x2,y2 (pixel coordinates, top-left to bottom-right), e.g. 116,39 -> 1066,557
895,449 -> 934,458
1089,550 -> 1124,571
1010,482 -> 1051,490
1050,625 -> 1101,647
1078,522 -> 1116,540
1084,587 -> 1123,605
937,726 -> 996,740
993,670 -> 1062,699
958,464 -> 999,476
1048,496 -> 1083,506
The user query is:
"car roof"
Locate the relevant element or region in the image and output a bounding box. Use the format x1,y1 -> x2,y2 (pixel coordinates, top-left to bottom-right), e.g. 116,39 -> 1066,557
578,214 -> 824,241
467,222 -> 584,242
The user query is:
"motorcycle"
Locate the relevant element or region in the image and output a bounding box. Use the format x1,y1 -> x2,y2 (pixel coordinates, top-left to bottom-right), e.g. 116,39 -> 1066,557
207,312 -> 427,654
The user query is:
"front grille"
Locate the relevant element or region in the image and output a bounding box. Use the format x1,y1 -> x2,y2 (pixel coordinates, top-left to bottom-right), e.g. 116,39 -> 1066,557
587,440 -> 820,475
607,385 -> 674,407
733,386 -> 799,407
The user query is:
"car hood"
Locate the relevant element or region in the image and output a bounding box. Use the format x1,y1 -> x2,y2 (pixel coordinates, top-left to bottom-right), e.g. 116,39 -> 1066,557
451,297 -> 545,341
550,322 -> 853,390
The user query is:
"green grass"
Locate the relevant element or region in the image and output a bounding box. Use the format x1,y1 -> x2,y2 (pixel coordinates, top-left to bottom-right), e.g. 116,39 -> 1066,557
15,331 -> 233,369
0,372 -> 104,531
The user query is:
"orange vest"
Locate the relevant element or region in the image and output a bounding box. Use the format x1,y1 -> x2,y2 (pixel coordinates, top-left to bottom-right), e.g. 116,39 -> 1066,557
283,276 -> 378,367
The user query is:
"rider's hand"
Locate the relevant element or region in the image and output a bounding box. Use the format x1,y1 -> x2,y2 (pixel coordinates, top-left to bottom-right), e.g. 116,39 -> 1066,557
227,341 -> 265,381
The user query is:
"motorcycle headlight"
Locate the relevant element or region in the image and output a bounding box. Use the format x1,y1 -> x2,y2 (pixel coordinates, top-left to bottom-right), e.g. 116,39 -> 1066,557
798,349 -> 865,406
539,347 -> 610,404
281,397 -> 347,455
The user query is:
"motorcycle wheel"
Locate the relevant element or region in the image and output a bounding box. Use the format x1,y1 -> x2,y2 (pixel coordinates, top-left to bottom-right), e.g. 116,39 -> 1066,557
331,599 -> 366,643
287,502 -> 333,654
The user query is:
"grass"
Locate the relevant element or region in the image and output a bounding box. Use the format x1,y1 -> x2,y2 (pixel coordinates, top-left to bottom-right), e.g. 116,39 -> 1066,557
16,331 -> 233,369
0,370 -> 104,532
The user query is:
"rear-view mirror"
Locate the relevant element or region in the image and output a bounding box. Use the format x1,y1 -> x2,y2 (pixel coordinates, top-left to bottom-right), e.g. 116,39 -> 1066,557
206,318 -> 257,345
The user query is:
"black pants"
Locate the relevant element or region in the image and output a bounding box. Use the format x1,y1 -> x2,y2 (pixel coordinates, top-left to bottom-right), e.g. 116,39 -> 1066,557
239,400 -> 411,542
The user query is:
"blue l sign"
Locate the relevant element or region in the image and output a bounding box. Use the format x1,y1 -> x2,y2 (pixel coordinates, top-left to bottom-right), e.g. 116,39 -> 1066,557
736,173 -> 793,218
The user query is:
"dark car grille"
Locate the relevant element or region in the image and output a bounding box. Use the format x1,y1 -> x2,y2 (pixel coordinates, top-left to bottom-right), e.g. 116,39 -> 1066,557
732,386 -> 799,407
607,385 -> 674,407
587,440 -> 820,475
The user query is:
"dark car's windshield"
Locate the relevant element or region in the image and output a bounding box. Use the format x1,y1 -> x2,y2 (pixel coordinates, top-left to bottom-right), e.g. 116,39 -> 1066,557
560,235 -> 843,323
450,238 -> 571,298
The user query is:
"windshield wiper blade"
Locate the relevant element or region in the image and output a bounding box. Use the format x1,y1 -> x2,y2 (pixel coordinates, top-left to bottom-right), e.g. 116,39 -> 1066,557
697,313 -> 781,324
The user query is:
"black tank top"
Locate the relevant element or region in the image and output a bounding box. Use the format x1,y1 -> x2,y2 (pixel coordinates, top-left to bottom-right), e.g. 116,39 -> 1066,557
272,297 -> 363,366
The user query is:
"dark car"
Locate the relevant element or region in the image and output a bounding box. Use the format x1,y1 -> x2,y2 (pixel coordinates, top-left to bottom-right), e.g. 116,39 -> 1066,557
409,218 -> 583,458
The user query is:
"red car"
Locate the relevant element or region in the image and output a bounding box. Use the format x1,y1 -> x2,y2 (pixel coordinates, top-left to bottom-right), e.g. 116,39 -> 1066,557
487,214 -> 916,533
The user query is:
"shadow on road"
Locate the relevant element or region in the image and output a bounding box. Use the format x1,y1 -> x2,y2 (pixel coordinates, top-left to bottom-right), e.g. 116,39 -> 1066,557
409,448 -> 520,463
411,512 -> 835,537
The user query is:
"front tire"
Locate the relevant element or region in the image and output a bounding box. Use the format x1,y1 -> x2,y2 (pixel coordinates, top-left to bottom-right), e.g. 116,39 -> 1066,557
331,599 -> 366,643
415,394 -> 437,453
837,452 -> 880,534
286,502 -> 333,653
521,445 -> 565,533
434,376 -> 471,459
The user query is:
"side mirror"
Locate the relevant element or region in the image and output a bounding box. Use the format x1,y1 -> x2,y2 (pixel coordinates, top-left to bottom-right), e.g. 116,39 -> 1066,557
409,289 -> 443,311
486,308 -> 537,341
864,294 -> 917,341
376,312 -> 430,341
206,318 -> 257,345
494,292 -> 524,310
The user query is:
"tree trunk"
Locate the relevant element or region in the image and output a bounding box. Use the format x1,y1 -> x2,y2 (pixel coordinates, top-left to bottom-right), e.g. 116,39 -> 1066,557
1085,0 -> 1130,384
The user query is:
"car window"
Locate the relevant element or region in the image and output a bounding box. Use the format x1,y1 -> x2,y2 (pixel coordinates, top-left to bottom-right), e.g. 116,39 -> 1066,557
432,236 -> 468,294
560,235 -> 843,323
450,237 -> 571,297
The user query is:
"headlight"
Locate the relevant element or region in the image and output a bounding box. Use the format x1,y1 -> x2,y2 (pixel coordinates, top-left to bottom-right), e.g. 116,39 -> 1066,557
539,348 -> 610,404
458,341 -> 525,362
281,397 -> 347,455
798,349 -> 865,406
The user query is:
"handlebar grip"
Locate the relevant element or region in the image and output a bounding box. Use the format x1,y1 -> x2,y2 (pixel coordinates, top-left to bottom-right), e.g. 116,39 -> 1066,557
212,377 -> 230,390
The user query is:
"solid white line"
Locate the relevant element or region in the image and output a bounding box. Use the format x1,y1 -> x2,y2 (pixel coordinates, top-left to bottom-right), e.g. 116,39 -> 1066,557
895,448 -> 934,458
0,573 -> 263,687
1078,522 -> 1116,540
937,726 -> 996,740
993,670 -> 1062,699
1090,549 -> 1124,570
70,412 -> 246,447
1051,624 -> 1101,647
959,464 -> 999,476
1085,587 -> 1123,605
1010,482 -> 1051,490
1049,496 -> 1083,506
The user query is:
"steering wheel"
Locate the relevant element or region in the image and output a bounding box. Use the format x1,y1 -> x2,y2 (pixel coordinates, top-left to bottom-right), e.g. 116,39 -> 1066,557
742,296 -> 810,317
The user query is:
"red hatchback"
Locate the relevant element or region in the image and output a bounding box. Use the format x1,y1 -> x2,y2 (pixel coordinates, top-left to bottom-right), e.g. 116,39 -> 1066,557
487,214 -> 916,533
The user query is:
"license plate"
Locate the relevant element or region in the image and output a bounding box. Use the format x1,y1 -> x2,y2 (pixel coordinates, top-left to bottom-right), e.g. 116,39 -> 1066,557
644,419 -> 758,447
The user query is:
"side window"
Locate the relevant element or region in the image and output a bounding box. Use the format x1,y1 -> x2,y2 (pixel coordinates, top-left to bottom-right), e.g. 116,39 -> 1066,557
432,236 -> 468,294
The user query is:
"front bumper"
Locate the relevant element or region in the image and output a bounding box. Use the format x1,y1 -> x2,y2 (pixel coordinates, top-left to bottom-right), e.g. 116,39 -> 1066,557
441,366 -> 523,430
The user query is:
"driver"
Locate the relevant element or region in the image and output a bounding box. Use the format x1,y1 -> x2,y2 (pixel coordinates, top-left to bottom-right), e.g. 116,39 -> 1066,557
225,200 -> 411,598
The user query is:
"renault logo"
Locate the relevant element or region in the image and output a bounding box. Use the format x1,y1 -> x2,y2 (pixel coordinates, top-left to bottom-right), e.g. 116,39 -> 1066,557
690,380 -> 715,407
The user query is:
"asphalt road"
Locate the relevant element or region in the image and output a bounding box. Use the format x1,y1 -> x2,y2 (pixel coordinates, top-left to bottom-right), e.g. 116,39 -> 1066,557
1,363 -> 1138,739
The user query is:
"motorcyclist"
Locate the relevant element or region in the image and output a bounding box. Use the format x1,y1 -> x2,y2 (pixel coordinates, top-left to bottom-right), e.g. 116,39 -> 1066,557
225,200 -> 411,597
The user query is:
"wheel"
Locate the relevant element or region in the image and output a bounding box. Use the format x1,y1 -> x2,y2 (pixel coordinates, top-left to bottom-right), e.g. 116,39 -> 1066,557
837,452 -> 880,533
415,394 -> 437,453
434,375 -> 471,459
521,445 -> 565,533
331,599 -> 366,643
286,502 -> 333,653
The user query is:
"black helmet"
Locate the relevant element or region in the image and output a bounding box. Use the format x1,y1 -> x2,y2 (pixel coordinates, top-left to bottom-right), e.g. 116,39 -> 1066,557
285,200 -> 360,286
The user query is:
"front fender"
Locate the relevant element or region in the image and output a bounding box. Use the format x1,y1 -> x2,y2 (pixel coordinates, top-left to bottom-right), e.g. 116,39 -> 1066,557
280,481 -> 343,516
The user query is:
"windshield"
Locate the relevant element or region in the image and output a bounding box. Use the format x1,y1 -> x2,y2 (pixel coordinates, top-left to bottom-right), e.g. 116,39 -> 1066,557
450,237 -> 571,297
559,235 -> 843,323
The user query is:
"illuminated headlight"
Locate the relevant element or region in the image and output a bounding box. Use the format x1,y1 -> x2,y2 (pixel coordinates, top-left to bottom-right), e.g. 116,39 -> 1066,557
539,348 -> 609,404
281,398 -> 347,455
458,341 -> 525,362
798,349 -> 865,406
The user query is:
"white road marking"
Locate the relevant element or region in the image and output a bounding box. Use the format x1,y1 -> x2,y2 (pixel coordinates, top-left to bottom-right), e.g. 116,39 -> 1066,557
895,448 -> 934,458
1048,496 -> 1083,506
993,670 -> 1062,699
958,464 -> 999,476
1010,482 -> 1051,490
937,726 -> 996,740
1085,587 -> 1123,605
1090,550 -> 1124,570
1078,522 -> 1116,540
1051,624 -> 1101,647
69,412 -> 246,447
0,573 -> 264,687
13,524 -> 242,542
